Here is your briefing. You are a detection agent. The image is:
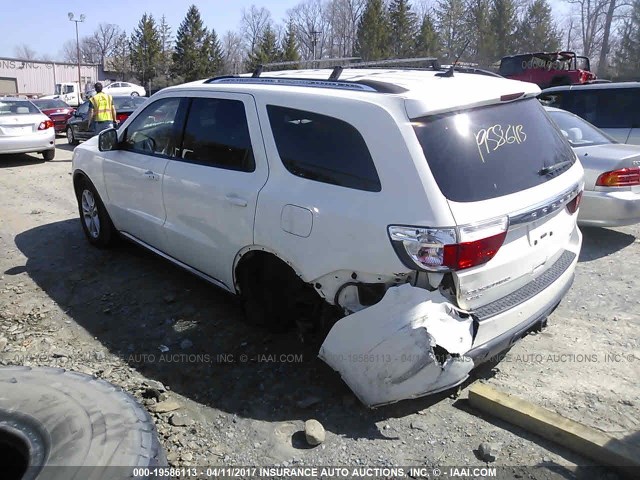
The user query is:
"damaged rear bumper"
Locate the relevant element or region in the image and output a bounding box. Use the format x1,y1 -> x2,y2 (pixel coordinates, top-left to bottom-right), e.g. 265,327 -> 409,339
319,249 -> 578,408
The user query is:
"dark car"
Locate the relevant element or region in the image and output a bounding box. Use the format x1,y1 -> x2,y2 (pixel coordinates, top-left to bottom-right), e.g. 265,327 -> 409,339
65,96 -> 148,145
498,51 -> 596,89
31,98 -> 75,134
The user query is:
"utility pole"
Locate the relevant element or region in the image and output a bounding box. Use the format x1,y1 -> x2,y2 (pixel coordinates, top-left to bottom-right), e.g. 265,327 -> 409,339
310,30 -> 322,68
68,13 -> 86,99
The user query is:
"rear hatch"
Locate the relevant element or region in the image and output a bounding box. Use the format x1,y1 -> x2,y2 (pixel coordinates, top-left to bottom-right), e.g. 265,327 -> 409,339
411,97 -> 583,311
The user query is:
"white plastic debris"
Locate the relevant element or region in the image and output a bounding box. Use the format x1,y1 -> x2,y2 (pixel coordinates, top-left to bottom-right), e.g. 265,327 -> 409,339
319,283 -> 475,407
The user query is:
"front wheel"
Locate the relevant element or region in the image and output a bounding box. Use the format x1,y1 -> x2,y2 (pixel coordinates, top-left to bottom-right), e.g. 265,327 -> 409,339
75,177 -> 116,248
131,91 -> 139,97
67,127 -> 78,145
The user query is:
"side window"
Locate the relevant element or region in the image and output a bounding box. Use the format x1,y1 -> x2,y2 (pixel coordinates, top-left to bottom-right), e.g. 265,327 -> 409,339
77,102 -> 90,115
266,105 -> 381,192
64,85 -> 74,94
569,89 -> 640,128
539,92 -> 564,108
124,97 -> 182,156
499,57 -> 525,76
180,97 -> 255,172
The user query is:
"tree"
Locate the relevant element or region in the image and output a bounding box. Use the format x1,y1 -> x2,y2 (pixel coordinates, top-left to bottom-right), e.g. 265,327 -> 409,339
282,19 -> 301,65
172,5 -> 222,82
246,25 -> 281,70
241,5 -> 272,54
91,24 -> 121,64
465,0 -> 495,65
356,0 -> 390,60
490,0 -> 518,60
14,44 -> 37,60
130,13 -> 161,89
158,15 -> 173,85
615,0 -> 640,78
388,0 -> 418,58
415,11 -> 441,57
222,31 -> 245,74
110,31 -> 131,81
516,0 -> 561,52
435,0 -> 467,61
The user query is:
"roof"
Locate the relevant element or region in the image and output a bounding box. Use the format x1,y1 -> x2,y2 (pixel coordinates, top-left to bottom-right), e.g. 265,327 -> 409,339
163,68 -> 540,117
542,81 -> 640,93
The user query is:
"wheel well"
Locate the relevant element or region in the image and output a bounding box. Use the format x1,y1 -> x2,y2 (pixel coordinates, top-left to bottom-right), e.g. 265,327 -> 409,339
73,171 -> 89,196
234,250 -> 303,294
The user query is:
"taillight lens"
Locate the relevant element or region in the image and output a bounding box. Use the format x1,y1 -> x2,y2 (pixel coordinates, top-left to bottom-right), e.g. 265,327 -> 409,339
595,167 -> 640,187
117,113 -> 127,123
389,216 -> 509,272
38,119 -> 54,130
566,190 -> 583,214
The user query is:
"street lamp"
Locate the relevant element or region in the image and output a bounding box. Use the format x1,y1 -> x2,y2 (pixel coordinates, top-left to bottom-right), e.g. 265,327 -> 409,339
68,12 -> 85,99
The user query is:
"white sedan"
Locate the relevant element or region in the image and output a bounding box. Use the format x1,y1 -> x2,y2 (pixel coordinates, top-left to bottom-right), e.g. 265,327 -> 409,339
103,82 -> 146,97
0,98 -> 56,160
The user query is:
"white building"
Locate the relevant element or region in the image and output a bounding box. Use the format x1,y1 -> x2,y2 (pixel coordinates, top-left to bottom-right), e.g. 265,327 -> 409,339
0,57 -> 99,96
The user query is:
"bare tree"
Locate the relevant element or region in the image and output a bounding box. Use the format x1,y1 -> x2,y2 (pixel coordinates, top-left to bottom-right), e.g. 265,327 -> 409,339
566,0 -> 609,57
222,30 -> 245,74
14,44 -> 37,60
61,40 -> 79,63
288,0 -> 332,60
91,23 -> 122,64
241,5 -> 273,53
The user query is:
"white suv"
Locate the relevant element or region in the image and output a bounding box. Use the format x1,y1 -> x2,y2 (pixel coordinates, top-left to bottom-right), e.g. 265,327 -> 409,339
72,68 -> 584,406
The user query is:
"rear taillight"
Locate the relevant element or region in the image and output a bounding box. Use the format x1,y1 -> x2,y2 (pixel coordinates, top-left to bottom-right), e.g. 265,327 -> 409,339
595,167 -> 640,187
38,120 -> 54,130
117,113 -> 128,123
566,190 -> 583,214
389,216 -> 509,272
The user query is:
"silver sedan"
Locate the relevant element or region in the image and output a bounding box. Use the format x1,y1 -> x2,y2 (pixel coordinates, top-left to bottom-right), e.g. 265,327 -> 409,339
546,106 -> 640,227
0,98 -> 56,161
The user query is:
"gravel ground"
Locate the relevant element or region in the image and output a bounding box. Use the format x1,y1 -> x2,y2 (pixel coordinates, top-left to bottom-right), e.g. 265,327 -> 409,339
0,139 -> 638,479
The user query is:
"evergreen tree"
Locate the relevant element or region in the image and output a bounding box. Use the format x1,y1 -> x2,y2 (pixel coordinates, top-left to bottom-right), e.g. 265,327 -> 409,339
435,0 -> 467,62
158,15 -> 173,86
415,12 -> 441,58
465,0 -> 494,65
173,5 -> 221,82
129,13 -> 161,89
281,20 -> 300,66
616,0 -> 640,79
356,0 -> 390,60
490,0 -> 518,60
388,0 -> 418,58
516,0 -> 561,52
246,25 -> 281,71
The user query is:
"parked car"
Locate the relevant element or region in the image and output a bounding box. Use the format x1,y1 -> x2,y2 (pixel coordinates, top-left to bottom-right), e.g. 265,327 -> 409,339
31,98 -> 75,134
499,51 -> 596,89
72,68 -> 584,406
66,96 -> 148,145
545,106 -> 640,227
103,81 -> 146,97
0,98 -> 55,160
540,82 -> 640,145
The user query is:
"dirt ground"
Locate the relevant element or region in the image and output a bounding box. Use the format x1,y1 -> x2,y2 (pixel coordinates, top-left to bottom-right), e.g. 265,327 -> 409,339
0,139 -> 638,479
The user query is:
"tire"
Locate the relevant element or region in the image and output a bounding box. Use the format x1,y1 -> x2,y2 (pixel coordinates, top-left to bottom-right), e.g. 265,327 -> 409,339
66,127 -> 78,146
74,176 -> 116,248
0,366 -> 167,480
131,91 -> 139,97
42,149 -> 55,161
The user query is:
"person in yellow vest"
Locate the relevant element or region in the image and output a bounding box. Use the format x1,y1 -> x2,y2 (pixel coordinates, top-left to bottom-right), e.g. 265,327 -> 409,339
88,82 -> 117,134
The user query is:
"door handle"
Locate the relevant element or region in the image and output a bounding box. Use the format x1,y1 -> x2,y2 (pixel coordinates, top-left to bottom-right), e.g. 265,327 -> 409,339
143,170 -> 159,181
225,195 -> 248,207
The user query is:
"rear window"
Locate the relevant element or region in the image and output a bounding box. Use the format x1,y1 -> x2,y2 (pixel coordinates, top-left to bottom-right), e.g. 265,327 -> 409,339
0,100 -> 39,115
32,99 -> 69,109
113,96 -> 147,110
558,89 -> 640,129
412,98 -> 575,202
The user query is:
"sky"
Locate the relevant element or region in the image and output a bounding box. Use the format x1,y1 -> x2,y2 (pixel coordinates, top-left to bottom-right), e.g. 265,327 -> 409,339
0,0 -> 299,60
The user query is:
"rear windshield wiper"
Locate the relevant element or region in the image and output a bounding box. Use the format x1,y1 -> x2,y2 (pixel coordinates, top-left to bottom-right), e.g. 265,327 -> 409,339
538,160 -> 573,176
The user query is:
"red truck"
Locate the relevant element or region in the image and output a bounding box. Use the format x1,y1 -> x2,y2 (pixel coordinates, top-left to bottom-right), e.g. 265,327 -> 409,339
498,51 -> 596,89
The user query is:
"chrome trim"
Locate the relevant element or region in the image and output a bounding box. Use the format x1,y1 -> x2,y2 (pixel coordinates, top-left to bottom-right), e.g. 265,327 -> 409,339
508,183 -> 581,227
119,232 -> 233,293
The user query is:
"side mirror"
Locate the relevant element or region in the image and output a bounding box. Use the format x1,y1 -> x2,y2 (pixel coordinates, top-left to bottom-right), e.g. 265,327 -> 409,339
99,128 -> 119,152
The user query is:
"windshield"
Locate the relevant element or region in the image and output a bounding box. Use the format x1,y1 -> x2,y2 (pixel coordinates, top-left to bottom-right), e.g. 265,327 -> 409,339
32,99 -> 69,110
113,96 -> 147,110
547,110 -> 615,147
0,100 -> 40,115
412,98 -> 575,202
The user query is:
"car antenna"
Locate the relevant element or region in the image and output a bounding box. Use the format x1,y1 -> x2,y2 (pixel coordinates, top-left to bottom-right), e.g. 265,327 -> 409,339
436,39 -> 471,77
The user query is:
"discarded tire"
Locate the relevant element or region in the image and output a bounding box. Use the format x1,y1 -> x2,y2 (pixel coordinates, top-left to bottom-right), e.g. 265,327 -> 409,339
0,366 -> 167,480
